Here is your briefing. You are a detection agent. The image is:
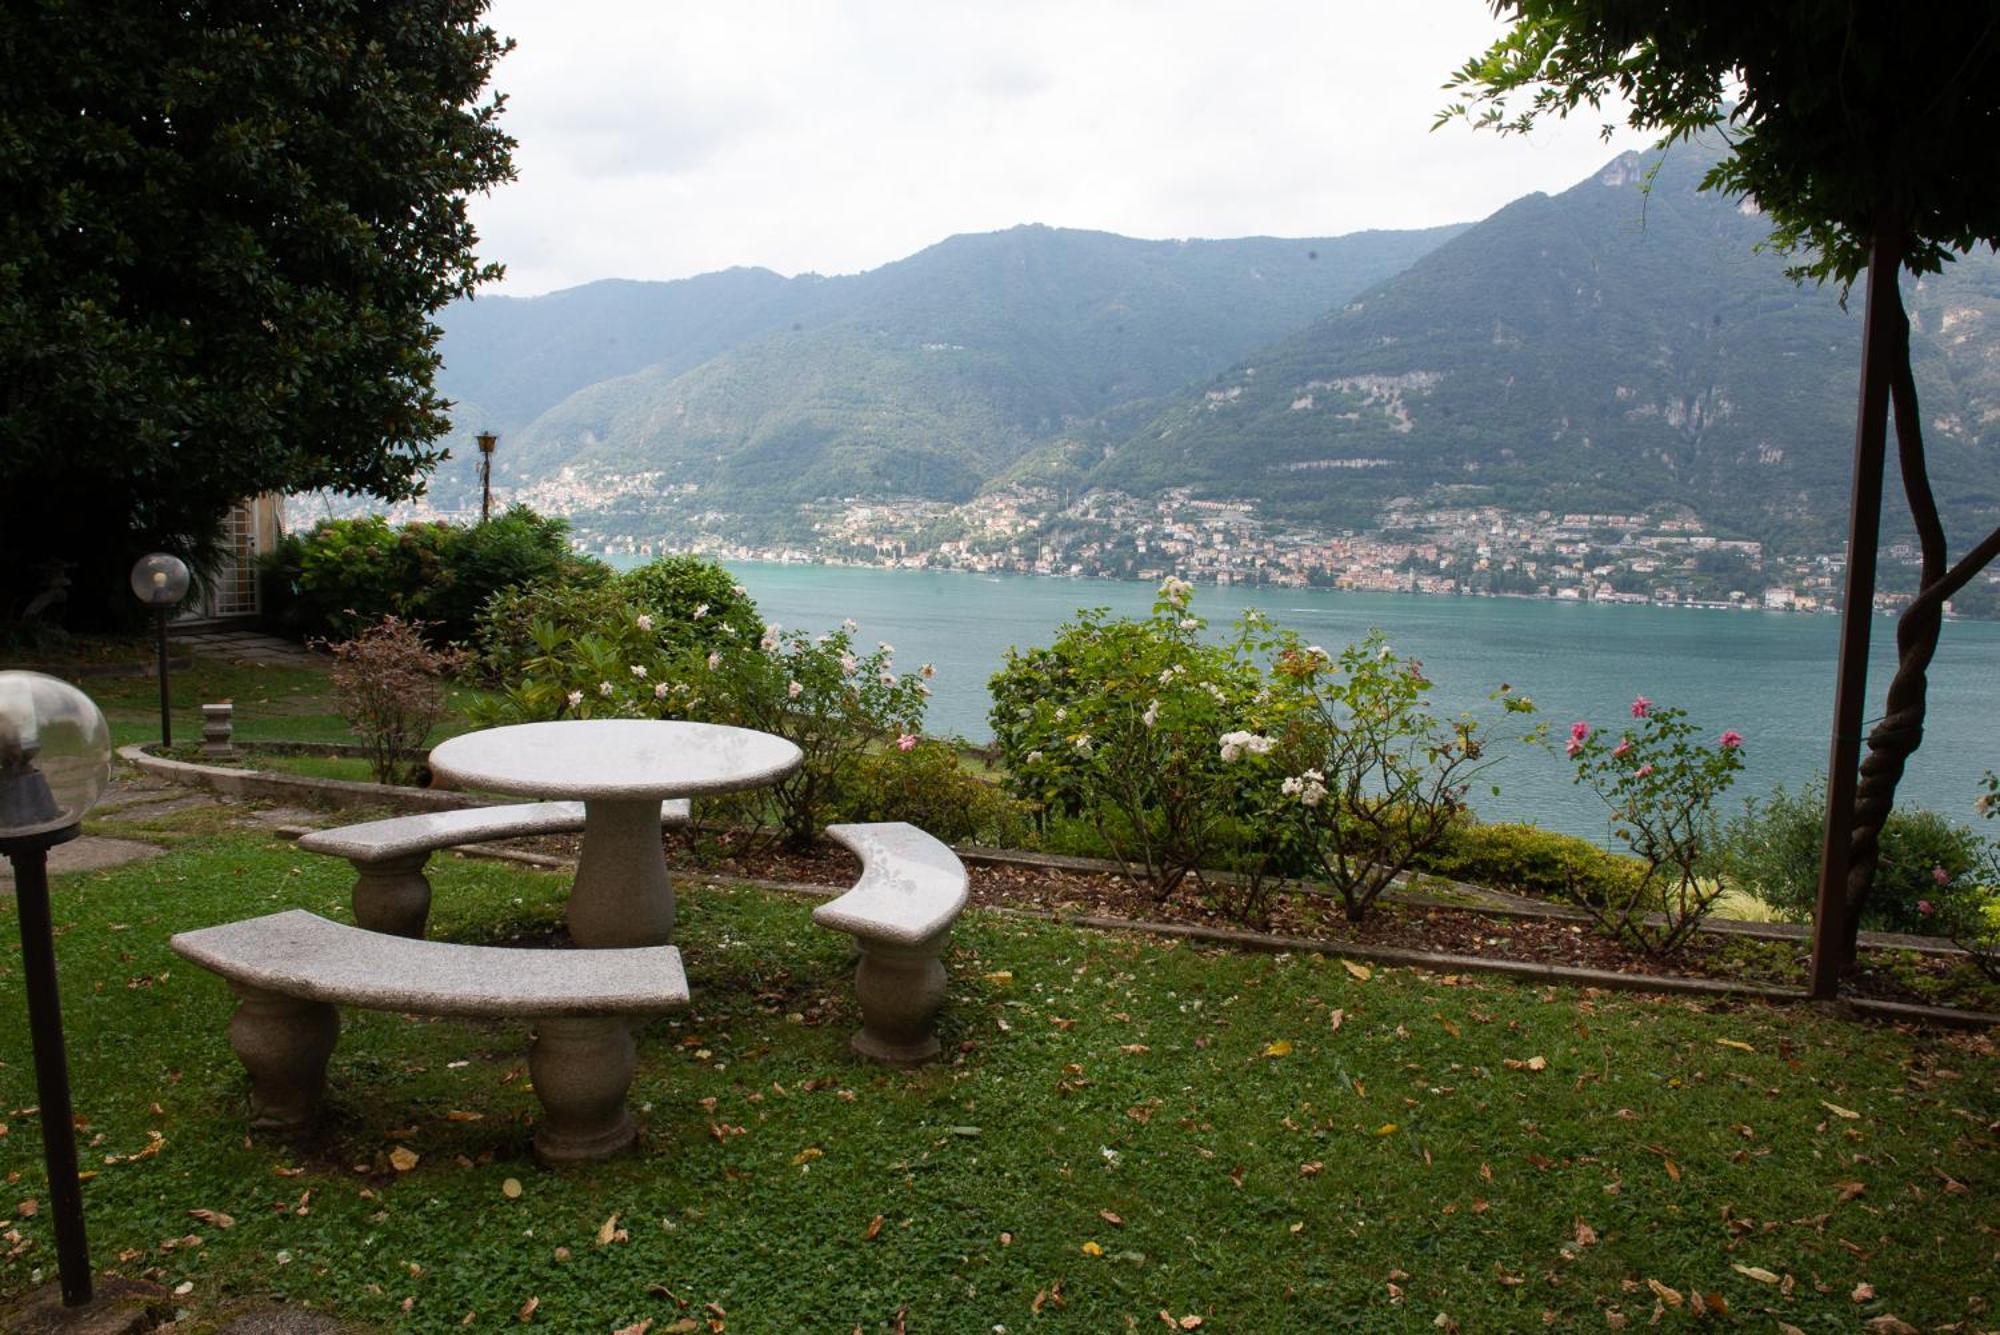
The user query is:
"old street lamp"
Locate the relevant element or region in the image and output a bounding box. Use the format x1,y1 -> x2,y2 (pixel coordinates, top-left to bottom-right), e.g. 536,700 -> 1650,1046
128,553 -> 190,747
0,671 -> 113,1307
477,430 -> 499,523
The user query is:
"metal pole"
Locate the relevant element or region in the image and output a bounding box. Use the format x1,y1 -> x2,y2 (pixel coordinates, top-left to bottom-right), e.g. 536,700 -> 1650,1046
5,833 -> 92,1306
154,607 -> 172,749
481,451 -> 492,524
1807,229 -> 1902,1000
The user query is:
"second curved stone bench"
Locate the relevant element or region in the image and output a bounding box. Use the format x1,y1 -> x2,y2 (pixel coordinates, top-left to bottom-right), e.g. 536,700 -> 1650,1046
297,799 -> 691,939
814,821 -> 969,1065
170,909 -> 687,1162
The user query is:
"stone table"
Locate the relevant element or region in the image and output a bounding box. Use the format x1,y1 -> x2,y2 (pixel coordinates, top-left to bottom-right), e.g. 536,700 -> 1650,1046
428,720 -> 801,947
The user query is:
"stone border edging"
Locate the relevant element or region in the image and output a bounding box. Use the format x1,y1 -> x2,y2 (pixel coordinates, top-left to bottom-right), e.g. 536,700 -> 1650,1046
119,743 -> 479,814
952,846 -> 1968,958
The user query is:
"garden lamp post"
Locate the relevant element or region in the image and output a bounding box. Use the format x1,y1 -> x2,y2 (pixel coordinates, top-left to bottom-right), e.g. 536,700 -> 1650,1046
0,672 -> 113,1307
477,430 -> 498,523
128,554 -> 190,747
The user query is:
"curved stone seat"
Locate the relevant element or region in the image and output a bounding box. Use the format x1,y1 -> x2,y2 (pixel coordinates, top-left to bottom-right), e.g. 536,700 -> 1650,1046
296,799 -> 691,939
171,909 -> 687,1162
813,822 -> 969,1065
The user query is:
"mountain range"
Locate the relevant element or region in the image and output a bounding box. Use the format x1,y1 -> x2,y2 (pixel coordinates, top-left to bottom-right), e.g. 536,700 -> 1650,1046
426,142 -> 1999,557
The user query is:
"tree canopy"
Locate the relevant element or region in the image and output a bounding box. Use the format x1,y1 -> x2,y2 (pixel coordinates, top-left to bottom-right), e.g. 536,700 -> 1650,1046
0,0 -> 515,624
1439,0 -> 2000,284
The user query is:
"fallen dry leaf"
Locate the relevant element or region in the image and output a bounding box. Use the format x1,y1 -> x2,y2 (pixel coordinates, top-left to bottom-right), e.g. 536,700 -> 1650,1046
1835,1180 -> 1867,1202
1821,1100 -> 1861,1120
388,1146 -> 419,1173
612,1321 -> 652,1335
1573,1219 -> 1598,1248
596,1213 -> 621,1245
981,971 -> 1013,985
1715,1039 -> 1755,1053
1262,1040 -> 1294,1058
1645,1279 -> 1682,1308
791,1147 -> 823,1166
866,1214 -> 884,1240
187,1209 -> 234,1230
1342,960 -> 1372,982
501,1178 -> 523,1200
1861,1318 -> 1917,1335
1731,1264 -> 1779,1284
1851,1282 -> 1876,1303
444,1110 -> 484,1122
1100,1209 -> 1124,1227
517,1296 -> 539,1323
1328,1009 -> 1346,1031
1080,1240 -> 1104,1257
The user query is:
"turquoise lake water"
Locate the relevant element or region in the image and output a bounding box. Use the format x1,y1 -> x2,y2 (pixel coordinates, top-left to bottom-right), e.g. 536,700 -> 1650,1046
612,557 -> 1998,842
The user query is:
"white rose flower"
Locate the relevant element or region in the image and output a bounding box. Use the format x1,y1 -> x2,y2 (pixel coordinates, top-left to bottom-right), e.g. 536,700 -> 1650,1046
706,650 -> 722,670
839,654 -> 858,676
1245,734 -> 1274,756
788,680 -> 804,699
842,618 -> 858,633
1054,707 -> 1067,722
653,682 -> 670,699
1141,700 -> 1160,729
878,671 -> 895,686
566,690 -> 583,708
1301,780 -> 1327,808
1073,734 -> 1093,756
1025,750 -> 1043,764
1179,617 -> 1199,630
630,664 -> 647,678
693,603 -> 709,619
920,663 -> 935,678
635,613 -> 654,632
598,680 -> 614,697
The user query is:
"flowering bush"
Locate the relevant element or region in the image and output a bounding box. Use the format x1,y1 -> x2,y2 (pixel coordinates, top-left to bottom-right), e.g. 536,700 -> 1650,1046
833,737 -> 1031,847
1241,629 -> 1525,922
989,580 -> 1264,899
325,616 -> 469,784
698,621 -> 932,850
1566,697 -> 1745,954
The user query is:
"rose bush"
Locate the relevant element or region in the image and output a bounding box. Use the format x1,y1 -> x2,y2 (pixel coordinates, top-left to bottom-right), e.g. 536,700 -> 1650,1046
1566,697 -> 1745,954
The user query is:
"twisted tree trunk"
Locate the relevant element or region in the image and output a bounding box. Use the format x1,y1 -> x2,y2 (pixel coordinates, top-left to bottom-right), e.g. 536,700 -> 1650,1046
1829,285 -> 2000,975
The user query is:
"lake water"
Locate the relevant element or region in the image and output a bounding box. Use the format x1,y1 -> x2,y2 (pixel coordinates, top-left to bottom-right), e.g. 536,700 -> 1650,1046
612,557 -> 1998,842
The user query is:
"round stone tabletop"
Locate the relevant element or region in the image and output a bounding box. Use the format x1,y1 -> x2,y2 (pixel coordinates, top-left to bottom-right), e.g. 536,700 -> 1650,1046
429,720 -> 802,801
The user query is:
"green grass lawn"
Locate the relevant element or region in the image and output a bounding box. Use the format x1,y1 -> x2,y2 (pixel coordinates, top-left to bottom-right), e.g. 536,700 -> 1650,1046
3,834 -> 1995,1332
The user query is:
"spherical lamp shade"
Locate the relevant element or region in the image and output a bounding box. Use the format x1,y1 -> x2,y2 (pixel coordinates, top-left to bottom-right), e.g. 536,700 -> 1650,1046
129,553 -> 191,607
0,672 -> 113,840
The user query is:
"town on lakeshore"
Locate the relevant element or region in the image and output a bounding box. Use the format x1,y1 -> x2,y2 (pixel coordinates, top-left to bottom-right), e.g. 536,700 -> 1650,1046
378,478 -> 1991,618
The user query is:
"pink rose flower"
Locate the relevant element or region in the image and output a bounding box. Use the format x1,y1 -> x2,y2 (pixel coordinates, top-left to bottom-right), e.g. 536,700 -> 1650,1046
1918,899 -> 1935,917
1565,738 -> 1583,759
1631,696 -> 1651,719
896,733 -> 919,752
1569,720 -> 1591,744
1931,865 -> 1951,887
1634,763 -> 1655,779
1719,730 -> 1743,749
1611,738 -> 1632,759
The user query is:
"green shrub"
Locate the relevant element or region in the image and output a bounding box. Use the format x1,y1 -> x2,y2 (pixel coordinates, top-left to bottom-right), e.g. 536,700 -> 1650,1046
472,555 -> 755,687
1717,776 -> 1991,934
326,616 -> 468,785
834,739 -> 1032,847
264,506 -> 582,645
1417,821 -> 1645,906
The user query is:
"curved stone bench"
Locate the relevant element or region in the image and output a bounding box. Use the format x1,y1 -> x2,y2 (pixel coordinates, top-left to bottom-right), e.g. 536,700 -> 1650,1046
297,799 -> 692,939
813,822 -> 969,1065
170,909 -> 688,1162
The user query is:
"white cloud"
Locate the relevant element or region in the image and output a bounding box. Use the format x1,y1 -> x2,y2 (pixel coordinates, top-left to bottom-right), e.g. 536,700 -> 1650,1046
470,0 -> 1652,295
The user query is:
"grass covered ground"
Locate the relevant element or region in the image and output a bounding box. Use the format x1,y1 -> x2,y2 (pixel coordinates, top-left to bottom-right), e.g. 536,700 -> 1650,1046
3,831 -> 1995,1331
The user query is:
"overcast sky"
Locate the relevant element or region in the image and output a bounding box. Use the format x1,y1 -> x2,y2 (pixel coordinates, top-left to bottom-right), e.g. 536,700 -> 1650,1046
470,0 -> 1651,297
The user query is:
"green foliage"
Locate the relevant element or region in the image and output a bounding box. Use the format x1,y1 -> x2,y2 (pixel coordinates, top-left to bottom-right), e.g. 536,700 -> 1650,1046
326,616 -> 469,785
989,581 -> 1264,899
1566,698 -> 1745,953
471,556 -> 754,688
833,739 -> 1032,847
266,507 -> 582,646
1418,820 -> 1645,907
1439,0 -> 2000,287
0,1 -> 515,625
1719,776 -> 1994,934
